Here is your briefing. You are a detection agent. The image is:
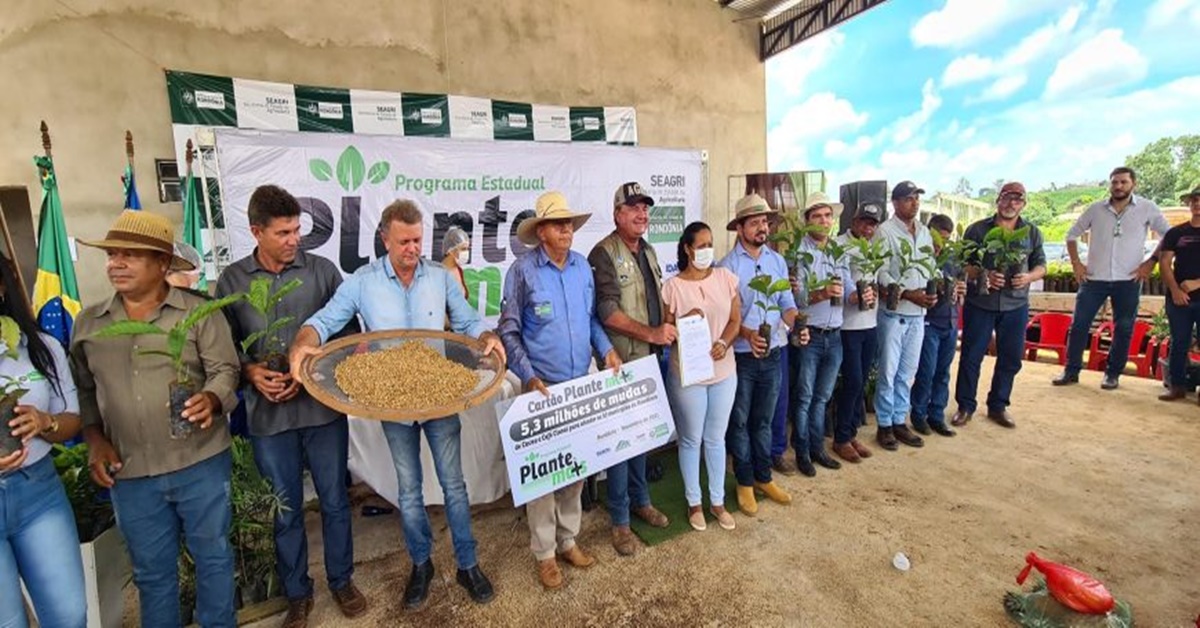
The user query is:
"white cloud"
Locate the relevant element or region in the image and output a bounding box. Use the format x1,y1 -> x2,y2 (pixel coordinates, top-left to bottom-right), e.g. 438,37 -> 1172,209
970,74 -> 1028,103
1043,29 -> 1149,99
824,136 -> 874,160
891,79 -> 941,143
1146,0 -> 1200,29
940,4 -> 1082,96
911,0 -> 1062,49
765,30 -> 845,98
767,92 -> 868,170
942,55 -> 995,87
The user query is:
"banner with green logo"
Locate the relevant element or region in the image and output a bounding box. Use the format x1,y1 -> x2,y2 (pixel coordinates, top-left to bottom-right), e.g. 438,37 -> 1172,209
214,129 -> 701,322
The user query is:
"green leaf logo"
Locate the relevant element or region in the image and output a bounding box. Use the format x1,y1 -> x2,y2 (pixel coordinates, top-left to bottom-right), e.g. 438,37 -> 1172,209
336,146 -> 366,192
367,161 -> 390,184
309,159 -> 333,182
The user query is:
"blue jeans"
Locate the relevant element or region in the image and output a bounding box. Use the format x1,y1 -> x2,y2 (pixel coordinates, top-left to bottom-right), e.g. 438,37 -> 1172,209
835,328 -> 877,444
1165,298 -> 1200,386
791,330 -> 843,459
1064,280 -> 1142,377
380,416 -> 477,569
111,450 -> 235,628
956,303 -> 1028,414
605,454 -> 649,527
252,418 -> 352,601
1,455 -> 87,628
668,371 -> 736,507
728,350 -> 782,486
911,324 -> 956,426
875,311 -> 925,428
770,346 -> 792,458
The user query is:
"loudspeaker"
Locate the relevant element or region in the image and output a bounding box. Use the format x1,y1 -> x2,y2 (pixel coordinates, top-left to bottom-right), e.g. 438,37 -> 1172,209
0,186 -> 39,308
839,180 -> 888,234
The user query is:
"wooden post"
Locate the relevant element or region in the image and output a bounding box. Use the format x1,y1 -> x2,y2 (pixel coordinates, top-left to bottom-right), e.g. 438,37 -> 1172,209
185,138 -> 194,175
125,129 -> 135,166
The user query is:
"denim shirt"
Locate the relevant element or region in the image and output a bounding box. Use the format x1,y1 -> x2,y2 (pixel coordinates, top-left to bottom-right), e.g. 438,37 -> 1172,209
795,236 -> 856,330
718,240 -> 797,353
305,256 -> 487,342
498,247 -> 614,385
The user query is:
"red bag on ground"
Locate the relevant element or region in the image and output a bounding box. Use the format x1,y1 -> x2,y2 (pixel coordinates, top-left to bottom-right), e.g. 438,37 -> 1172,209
1016,552 -> 1115,615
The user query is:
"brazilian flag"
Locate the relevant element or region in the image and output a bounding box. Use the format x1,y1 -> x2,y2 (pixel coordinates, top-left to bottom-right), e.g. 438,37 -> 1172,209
182,171 -> 207,290
31,156 -> 81,347
123,164 -> 142,210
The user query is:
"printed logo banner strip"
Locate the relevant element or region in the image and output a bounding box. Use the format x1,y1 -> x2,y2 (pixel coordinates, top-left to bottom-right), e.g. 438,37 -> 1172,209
212,129 -> 702,325
497,356 -> 675,506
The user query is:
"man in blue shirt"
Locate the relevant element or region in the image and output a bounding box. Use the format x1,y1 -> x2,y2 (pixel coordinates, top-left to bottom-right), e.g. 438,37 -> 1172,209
791,192 -> 856,477
289,200 -> 504,611
719,193 -> 802,516
910,214 -> 965,438
498,191 -> 620,590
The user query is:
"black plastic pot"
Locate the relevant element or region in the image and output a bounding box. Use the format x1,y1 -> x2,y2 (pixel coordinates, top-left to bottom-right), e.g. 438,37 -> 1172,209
168,380 -> 196,440
1005,263 -> 1022,288
757,322 -> 772,352
264,352 -> 289,374
791,313 -> 809,347
0,392 -> 25,457
975,273 -> 991,296
828,277 -> 843,306
925,278 -> 939,296
856,280 -> 873,311
886,283 -> 901,310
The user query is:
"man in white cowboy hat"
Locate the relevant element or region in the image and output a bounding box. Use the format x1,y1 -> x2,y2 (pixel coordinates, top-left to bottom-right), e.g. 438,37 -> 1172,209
718,193 -> 803,516
789,191 -> 857,477
290,199 -> 505,611
587,181 -> 673,555
69,209 -> 241,626
499,191 -> 621,589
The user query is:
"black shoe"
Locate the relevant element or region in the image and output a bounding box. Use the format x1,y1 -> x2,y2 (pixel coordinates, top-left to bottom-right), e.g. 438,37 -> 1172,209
929,422 -> 956,437
1052,371 -> 1079,386
911,419 -> 931,436
813,451 -> 841,470
403,560 -> 435,610
1101,374 -> 1119,390
456,565 -> 495,605
795,457 -> 817,477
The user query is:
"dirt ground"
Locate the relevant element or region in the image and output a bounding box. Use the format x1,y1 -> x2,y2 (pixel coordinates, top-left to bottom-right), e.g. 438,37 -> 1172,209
130,356 -> 1200,627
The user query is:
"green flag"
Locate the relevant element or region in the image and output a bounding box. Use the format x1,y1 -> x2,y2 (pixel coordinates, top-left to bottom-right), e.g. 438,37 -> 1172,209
31,155 -> 81,346
182,172 -> 208,290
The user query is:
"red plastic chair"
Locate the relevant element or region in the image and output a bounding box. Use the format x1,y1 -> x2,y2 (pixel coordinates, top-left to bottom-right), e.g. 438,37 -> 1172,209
1087,320 -> 1153,375
1151,336 -> 1200,380
1025,312 -> 1071,365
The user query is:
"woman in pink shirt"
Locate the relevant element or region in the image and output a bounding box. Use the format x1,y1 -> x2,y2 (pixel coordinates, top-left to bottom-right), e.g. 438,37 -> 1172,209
662,222 -> 742,531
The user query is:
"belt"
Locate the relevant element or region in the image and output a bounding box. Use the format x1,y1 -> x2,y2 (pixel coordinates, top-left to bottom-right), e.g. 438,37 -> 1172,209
809,327 -> 841,334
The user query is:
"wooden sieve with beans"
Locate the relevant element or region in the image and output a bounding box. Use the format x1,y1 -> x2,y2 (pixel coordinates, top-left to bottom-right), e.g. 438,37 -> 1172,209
333,340 -> 478,409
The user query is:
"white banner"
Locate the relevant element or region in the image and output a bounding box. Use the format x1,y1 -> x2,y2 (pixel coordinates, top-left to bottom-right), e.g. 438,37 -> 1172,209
497,356 -> 675,506
214,129 -> 703,324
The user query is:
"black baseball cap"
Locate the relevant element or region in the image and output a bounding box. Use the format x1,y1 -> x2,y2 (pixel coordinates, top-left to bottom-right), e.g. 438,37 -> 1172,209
853,203 -> 883,222
891,180 -> 926,200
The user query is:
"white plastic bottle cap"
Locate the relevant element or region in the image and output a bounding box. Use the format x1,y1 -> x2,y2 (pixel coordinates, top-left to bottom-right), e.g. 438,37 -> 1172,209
893,552 -> 911,571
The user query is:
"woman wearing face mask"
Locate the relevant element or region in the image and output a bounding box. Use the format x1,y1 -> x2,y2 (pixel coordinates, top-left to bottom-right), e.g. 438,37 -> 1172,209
441,226 -> 472,299
661,221 -> 742,531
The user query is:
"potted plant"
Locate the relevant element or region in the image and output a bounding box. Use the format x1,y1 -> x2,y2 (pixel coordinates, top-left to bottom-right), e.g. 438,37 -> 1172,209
847,236 -> 891,312
747,273 -> 792,350
925,233 -> 974,306
238,277 -> 303,373
769,217 -> 827,281
887,239 -> 937,311
92,294 -> 243,439
822,238 -> 849,306
981,225 -> 1032,291
0,316 -> 28,456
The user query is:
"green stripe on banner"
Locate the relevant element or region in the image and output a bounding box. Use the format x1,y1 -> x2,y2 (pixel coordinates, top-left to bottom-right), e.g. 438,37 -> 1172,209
166,71 -> 237,127
492,101 -> 534,141
296,85 -> 353,133
569,106 -> 605,142
402,93 -> 449,137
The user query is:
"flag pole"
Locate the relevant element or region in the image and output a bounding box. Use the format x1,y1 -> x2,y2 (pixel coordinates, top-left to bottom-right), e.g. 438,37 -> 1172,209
125,129 -> 135,169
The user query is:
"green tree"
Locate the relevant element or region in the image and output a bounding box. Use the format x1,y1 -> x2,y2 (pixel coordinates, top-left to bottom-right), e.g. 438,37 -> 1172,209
1125,135 -> 1200,205
953,177 -> 973,197
1021,194 -> 1056,226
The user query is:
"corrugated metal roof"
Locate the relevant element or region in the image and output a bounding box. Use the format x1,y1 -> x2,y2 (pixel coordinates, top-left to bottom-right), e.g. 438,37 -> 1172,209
715,0 -> 890,60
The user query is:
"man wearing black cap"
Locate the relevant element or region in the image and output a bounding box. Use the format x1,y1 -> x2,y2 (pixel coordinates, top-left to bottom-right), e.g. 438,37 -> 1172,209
952,182 -> 1046,429
588,182 -> 674,556
831,202 -> 882,463
873,181 -> 937,451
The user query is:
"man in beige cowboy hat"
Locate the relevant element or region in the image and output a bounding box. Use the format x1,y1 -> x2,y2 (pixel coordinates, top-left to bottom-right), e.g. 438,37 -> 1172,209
718,193 -> 802,516
500,191 -> 621,589
587,181 -> 673,555
69,209 -> 241,626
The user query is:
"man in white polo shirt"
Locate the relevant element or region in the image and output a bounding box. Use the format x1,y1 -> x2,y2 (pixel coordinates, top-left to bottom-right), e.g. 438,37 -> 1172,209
1053,166 -> 1169,390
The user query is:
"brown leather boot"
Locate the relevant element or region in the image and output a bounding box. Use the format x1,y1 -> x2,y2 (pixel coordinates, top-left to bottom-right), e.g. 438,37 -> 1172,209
611,526 -> 638,556
892,425 -> 925,448
832,441 -> 861,463
538,557 -> 563,589
876,426 -> 898,450
850,439 -> 873,458
331,581 -> 367,618
557,544 -> 596,569
281,597 -> 313,628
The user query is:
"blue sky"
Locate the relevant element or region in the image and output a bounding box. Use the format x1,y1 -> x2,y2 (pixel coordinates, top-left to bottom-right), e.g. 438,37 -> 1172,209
766,0 -> 1200,195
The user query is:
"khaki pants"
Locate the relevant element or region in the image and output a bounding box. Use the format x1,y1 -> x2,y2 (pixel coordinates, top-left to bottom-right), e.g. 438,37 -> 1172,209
526,481 -> 584,560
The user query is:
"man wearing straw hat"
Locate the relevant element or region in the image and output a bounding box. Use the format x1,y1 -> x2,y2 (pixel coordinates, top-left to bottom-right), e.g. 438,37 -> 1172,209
499,191 -> 621,589
718,193 -> 803,516
70,209 -> 241,627
290,199 -> 504,611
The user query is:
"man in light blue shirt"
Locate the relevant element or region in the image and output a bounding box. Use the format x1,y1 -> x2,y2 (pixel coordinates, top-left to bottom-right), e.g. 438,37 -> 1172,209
718,193 -> 800,516
790,192 -> 856,477
290,200 -> 504,611
873,181 -> 937,451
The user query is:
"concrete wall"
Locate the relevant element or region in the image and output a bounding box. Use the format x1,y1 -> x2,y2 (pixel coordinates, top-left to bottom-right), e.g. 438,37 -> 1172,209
0,0 -> 766,302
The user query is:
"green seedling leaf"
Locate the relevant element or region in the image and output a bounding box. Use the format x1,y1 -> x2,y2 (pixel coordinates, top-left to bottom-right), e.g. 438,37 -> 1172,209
309,159 -> 333,182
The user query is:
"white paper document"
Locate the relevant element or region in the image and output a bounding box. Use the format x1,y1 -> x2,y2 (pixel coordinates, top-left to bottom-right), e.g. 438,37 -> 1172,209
676,314 -> 715,387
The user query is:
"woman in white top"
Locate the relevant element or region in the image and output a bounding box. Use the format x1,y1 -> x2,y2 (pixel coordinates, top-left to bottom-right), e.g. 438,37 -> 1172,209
662,222 -> 742,531
0,257 -> 86,628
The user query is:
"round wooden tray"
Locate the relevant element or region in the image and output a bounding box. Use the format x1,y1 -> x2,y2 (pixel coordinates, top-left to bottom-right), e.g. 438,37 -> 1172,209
297,329 -> 507,422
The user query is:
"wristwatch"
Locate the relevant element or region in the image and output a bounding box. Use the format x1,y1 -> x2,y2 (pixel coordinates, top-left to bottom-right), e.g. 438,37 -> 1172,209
41,415 -> 60,435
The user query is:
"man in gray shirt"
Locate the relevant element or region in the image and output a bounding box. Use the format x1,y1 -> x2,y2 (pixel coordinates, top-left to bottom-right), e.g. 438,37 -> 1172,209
216,185 -> 366,627
1053,166 -> 1168,390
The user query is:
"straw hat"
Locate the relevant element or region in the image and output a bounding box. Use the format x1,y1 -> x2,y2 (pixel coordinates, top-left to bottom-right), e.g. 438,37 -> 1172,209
79,210 -> 196,271
802,191 -> 844,218
725,193 -> 778,231
516,191 -> 592,245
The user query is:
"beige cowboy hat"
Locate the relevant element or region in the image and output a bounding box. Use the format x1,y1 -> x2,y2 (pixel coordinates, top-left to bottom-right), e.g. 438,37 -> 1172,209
516,191 -> 592,245
79,210 -> 196,271
726,193 -> 779,231
802,191 -> 844,218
